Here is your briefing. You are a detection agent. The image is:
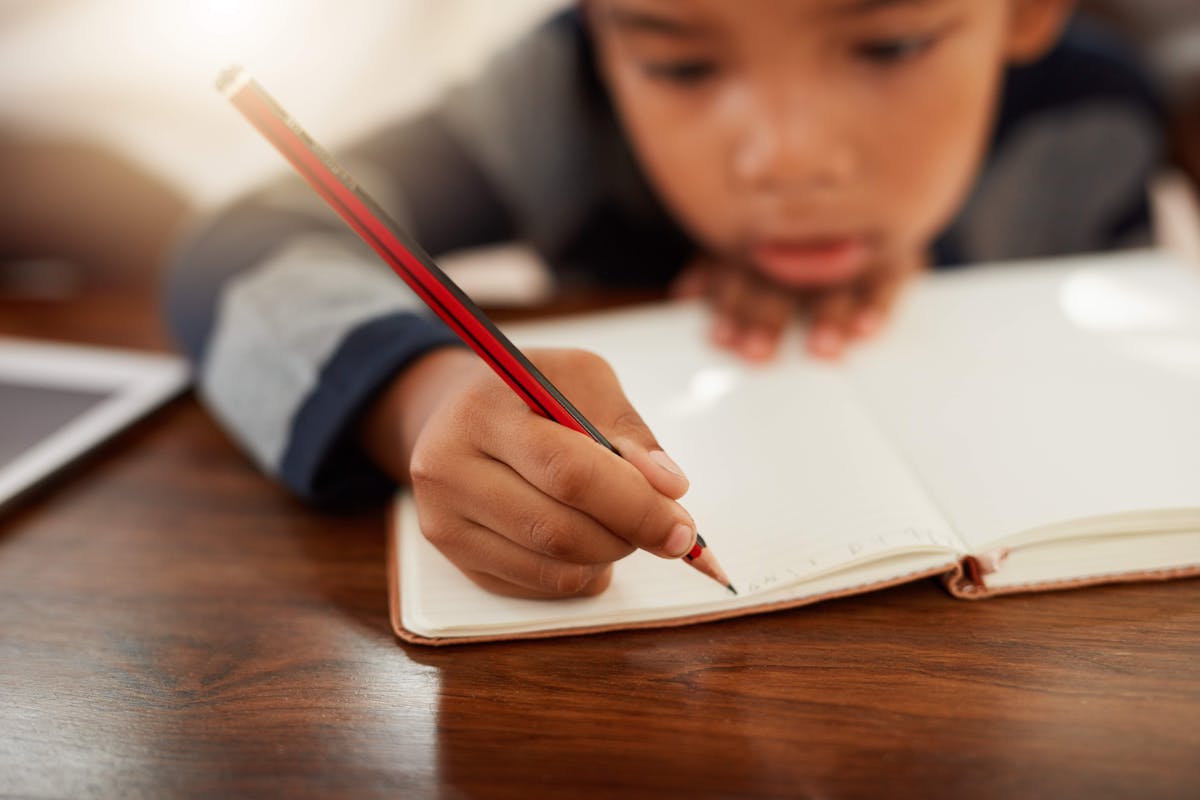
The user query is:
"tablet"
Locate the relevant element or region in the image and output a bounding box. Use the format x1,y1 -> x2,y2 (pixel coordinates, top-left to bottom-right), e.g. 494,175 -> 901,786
0,337 -> 189,510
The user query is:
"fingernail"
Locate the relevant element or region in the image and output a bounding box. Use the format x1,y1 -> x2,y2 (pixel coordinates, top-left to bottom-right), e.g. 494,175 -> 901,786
649,449 -> 687,479
665,522 -> 696,558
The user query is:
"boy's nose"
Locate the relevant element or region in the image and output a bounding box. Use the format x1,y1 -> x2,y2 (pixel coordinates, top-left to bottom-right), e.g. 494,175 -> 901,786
731,99 -> 857,195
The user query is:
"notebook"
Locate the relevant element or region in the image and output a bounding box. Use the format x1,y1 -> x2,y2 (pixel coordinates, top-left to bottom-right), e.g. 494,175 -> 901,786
0,338 -> 188,511
388,249 -> 1200,645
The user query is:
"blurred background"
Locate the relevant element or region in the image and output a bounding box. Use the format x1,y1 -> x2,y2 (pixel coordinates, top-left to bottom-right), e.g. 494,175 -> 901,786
0,0 -> 568,296
0,0 -> 1196,297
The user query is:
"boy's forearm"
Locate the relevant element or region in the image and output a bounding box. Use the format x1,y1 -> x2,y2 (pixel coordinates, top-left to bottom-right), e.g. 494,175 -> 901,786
357,347 -> 481,485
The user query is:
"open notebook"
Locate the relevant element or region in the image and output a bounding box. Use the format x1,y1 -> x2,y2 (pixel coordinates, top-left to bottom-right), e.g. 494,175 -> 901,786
388,250 -> 1200,645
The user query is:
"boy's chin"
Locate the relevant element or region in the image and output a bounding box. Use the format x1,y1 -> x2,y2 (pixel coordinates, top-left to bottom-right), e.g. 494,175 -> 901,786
750,237 -> 870,287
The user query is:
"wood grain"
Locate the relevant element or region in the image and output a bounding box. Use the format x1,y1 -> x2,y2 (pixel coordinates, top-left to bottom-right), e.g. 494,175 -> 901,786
2,292 -> 1198,799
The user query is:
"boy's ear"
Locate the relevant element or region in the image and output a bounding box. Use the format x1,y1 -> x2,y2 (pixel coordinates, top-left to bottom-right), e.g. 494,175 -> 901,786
1005,0 -> 1076,64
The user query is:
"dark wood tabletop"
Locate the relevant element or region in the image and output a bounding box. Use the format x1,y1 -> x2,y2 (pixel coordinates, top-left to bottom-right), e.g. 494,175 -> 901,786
2,287 -> 1198,800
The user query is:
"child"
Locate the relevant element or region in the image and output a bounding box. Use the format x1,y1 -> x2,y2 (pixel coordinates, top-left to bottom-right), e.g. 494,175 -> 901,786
167,0 -> 1162,598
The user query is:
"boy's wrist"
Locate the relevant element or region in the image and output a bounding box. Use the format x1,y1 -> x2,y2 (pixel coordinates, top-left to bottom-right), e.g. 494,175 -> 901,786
357,346 -> 480,484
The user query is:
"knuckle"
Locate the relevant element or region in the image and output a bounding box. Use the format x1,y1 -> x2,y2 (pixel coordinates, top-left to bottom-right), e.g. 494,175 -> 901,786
564,347 -> 609,374
556,348 -> 616,386
539,561 -> 596,597
578,566 -> 613,597
412,501 -> 469,556
408,434 -> 453,491
610,408 -> 648,436
525,514 -> 575,560
609,409 -> 657,450
418,515 -> 459,550
540,447 -> 593,504
408,446 -> 443,492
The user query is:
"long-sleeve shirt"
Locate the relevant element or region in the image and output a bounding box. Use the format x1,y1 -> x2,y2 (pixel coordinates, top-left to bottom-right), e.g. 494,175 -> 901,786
165,11 -> 1163,507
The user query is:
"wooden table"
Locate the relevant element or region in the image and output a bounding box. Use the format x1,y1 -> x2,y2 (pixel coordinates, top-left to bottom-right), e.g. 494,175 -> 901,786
2,288 -> 1198,799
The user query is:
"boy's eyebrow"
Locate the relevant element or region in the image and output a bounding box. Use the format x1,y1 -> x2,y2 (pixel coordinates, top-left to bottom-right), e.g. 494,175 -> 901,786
603,4 -> 713,39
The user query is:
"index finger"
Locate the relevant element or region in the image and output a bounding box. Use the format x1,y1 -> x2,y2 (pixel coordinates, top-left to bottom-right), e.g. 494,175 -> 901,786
475,413 -> 697,560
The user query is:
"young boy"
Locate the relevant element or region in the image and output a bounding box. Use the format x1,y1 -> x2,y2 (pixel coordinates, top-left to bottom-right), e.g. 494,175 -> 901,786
167,0 -> 1161,599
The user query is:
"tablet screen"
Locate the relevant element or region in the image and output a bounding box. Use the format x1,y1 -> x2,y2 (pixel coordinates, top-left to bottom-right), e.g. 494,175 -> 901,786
0,381 -> 115,468
0,338 -> 188,510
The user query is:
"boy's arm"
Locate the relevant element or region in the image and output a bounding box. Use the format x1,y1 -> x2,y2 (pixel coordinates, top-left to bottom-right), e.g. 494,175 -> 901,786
165,15 -> 600,506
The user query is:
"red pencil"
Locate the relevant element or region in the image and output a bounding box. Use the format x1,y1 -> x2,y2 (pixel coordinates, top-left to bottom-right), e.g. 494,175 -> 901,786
217,65 -> 734,595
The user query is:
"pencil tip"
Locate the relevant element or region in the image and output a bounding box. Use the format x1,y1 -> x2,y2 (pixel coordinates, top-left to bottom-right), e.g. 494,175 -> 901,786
727,583 -> 738,596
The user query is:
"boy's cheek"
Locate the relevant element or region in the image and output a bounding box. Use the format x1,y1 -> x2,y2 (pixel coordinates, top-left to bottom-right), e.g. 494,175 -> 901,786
874,93 -> 1002,252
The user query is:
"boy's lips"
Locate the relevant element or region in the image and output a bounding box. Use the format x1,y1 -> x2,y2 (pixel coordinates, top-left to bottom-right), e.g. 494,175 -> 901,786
750,236 -> 870,286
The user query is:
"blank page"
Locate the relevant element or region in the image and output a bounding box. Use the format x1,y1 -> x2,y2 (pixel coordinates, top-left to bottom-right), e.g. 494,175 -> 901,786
847,251 -> 1200,552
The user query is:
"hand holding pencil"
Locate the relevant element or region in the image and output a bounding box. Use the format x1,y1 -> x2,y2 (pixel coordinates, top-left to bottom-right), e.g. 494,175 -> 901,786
219,66 -> 733,597
361,346 -> 713,598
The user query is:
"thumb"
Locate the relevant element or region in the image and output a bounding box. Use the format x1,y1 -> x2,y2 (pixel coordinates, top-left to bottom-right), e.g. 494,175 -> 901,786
603,407 -> 691,500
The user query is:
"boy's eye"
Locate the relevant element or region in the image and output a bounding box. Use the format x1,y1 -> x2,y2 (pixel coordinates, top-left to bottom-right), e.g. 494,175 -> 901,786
855,35 -> 935,65
640,59 -> 718,86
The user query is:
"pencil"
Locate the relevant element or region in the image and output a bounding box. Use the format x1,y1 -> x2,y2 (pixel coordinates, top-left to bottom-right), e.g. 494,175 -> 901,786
217,65 -> 735,595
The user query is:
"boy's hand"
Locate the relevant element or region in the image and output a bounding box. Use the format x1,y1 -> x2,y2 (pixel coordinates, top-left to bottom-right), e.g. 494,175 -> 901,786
360,347 -> 696,598
671,250 -> 925,360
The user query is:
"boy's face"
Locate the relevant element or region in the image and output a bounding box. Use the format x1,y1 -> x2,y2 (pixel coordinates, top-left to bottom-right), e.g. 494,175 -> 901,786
591,0 -> 1055,287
